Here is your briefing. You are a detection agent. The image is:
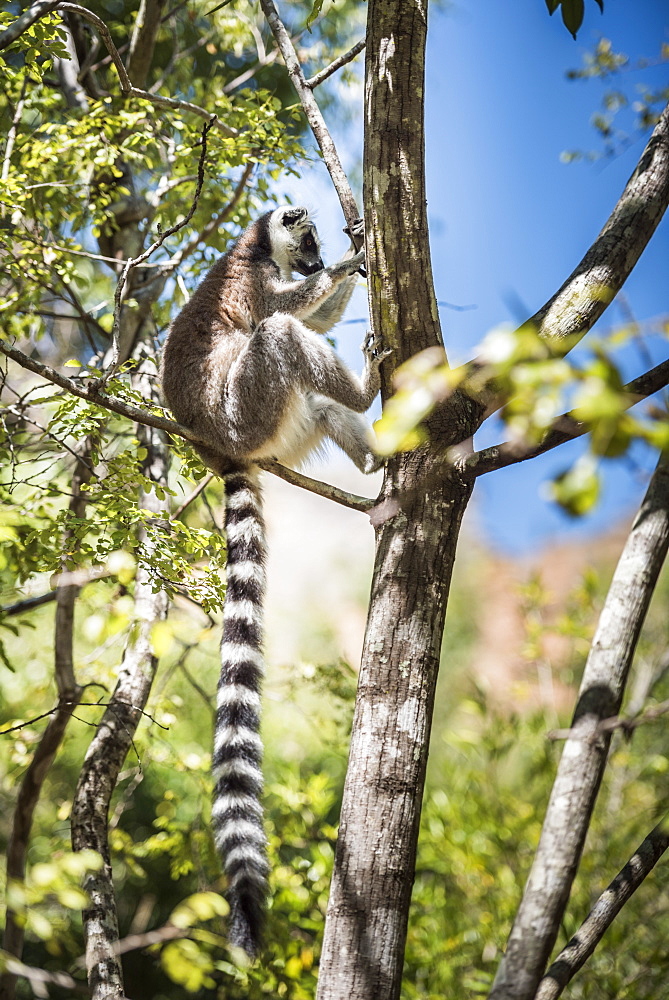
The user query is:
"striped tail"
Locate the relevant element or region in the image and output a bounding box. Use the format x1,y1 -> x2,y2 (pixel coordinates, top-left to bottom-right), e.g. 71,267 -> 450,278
212,468 -> 269,957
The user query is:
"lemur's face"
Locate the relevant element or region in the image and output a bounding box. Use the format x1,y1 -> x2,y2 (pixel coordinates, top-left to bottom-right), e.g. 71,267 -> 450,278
270,206 -> 324,276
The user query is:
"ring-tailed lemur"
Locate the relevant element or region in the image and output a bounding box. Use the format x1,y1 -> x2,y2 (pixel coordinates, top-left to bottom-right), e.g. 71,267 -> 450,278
160,206 -> 387,956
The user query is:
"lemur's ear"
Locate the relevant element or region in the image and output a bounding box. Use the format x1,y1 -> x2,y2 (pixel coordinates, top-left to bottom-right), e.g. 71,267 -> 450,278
281,207 -> 307,228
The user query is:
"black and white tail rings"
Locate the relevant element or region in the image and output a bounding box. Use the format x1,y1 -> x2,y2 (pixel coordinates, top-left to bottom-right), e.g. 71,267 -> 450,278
213,470 -> 269,956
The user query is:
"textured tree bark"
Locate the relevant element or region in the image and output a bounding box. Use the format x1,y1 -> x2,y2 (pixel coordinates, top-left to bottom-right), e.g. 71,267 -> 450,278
490,451 -> 669,1000
317,3 -> 481,997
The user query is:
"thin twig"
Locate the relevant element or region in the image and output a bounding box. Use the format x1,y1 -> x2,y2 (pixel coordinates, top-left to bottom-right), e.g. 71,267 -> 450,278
168,160 -> 254,267
258,0 -> 360,230
463,359 -> 669,479
0,701 -> 170,736
305,39 -> 365,89
548,697 -> 669,741
259,458 -> 375,512
171,473 -> 214,519
0,955 -> 87,997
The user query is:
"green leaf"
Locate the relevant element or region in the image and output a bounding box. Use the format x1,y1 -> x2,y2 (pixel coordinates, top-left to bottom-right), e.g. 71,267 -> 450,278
561,0 -> 585,38
545,0 -> 560,13
170,891 -> 229,929
205,1 -> 235,14
549,456 -> 600,517
306,0 -> 325,30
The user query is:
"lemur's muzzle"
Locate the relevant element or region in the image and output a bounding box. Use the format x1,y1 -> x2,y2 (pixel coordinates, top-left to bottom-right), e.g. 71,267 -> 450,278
295,257 -> 324,276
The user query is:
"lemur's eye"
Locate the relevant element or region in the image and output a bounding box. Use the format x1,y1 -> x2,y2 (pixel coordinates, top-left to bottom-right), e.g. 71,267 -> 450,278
305,237 -> 314,248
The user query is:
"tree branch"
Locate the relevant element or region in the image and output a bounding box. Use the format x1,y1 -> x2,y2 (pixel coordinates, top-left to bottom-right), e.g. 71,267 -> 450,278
167,160 -> 254,267
490,450 -> 669,1000
0,342 -> 374,512
71,365 -> 170,1000
463,358 -> 669,478
305,39 -> 366,89
535,817 -> 669,1000
259,459 -> 375,512
0,439 -> 94,1000
549,696 -> 669,741
304,38 -> 367,90
258,0 -> 360,230
466,99 -> 669,414
126,0 -> 167,90
0,3 -> 238,137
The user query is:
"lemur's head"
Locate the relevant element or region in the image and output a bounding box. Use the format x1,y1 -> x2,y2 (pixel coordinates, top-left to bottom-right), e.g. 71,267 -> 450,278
268,206 -> 324,277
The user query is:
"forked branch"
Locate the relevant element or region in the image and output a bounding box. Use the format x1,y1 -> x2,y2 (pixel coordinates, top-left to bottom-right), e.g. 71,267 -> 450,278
490,451 -> 669,1000
536,817 -> 669,1000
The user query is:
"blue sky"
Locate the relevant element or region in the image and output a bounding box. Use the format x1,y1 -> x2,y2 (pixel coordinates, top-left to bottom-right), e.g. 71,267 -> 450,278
287,0 -> 668,554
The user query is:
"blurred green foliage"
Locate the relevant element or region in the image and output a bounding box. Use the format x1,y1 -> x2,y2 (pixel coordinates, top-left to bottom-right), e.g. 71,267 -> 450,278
2,547 -> 668,998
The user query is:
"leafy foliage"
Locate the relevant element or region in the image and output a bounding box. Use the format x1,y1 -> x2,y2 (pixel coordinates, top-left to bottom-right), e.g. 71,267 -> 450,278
562,38 -> 669,161
374,319 -> 669,517
2,556 -> 668,998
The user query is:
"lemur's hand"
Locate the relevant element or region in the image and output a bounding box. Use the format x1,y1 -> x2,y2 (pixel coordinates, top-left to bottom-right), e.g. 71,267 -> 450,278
343,218 -> 366,277
343,217 -> 365,243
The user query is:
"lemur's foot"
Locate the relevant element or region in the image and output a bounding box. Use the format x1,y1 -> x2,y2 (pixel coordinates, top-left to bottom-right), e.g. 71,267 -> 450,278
343,217 -> 365,242
362,330 -> 393,368
344,248 -> 366,275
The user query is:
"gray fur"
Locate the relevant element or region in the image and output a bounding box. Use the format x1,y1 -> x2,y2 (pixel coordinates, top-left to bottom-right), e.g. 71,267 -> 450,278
160,206 -> 385,957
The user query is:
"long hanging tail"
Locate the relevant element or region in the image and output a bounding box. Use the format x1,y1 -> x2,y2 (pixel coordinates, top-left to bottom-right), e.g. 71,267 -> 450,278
212,467 -> 269,956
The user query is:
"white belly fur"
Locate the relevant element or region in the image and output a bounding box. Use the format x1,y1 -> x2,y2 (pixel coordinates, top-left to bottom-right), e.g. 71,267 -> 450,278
247,391 -> 323,468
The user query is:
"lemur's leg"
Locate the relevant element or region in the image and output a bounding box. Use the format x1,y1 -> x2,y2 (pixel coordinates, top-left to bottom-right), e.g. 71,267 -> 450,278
220,316 -> 388,456
309,396 -> 382,474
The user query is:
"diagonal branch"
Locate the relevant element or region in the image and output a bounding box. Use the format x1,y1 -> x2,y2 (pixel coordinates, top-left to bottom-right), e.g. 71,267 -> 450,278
463,358 -> 669,478
167,160 -> 254,267
535,817 -> 669,1000
258,0 -> 360,230
126,0 -> 167,89
490,450 -> 669,1000
259,459 -> 375,512
465,100 -> 669,416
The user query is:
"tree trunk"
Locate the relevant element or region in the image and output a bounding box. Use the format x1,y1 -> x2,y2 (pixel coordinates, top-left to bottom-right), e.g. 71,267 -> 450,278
317,2 -> 481,997
71,412 -> 170,1000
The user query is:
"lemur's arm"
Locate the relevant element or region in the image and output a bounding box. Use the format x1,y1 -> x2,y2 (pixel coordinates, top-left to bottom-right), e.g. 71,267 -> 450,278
303,219 -> 365,334
263,250 -> 365,320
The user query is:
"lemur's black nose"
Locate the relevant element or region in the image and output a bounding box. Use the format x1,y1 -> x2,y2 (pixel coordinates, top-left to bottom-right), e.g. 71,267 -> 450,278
308,257 -> 324,274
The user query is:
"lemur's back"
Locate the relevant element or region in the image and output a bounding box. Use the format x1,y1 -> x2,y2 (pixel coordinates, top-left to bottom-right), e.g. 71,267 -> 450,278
160,223 -> 272,435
